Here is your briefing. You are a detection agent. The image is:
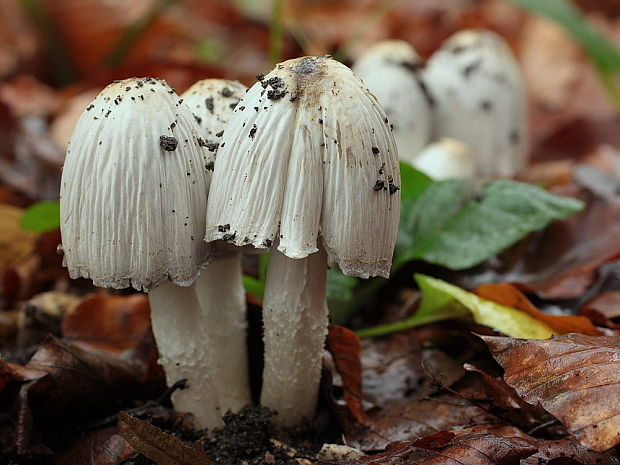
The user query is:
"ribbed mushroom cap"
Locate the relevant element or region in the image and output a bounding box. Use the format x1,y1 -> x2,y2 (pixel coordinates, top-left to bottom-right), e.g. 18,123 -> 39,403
353,40 -> 432,164
424,29 -> 528,178
413,138 -> 474,180
181,79 -> 247,164
60,77 -> 213,292
204,56 -> 400,278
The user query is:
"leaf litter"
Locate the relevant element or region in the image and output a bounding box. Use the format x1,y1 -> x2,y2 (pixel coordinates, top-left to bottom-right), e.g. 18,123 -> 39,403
1,0 -> 620,464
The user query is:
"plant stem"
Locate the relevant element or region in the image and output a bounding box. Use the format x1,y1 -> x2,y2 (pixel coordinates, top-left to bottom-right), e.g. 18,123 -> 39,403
269,0 -> 285,67
355,306 -> 469,339
103,0 -> 176,68
18,0 -> 76,85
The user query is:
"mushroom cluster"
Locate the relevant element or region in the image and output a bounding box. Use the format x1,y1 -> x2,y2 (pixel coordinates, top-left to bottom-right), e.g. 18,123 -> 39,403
353,30 -> 528,179
353,40 -> 433,166
60,58 -> 401,428
60,77 -> 250,429
205,56 -> 400,425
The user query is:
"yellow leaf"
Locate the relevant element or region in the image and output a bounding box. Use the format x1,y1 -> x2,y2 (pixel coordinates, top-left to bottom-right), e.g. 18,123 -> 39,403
415,274 -> 557,339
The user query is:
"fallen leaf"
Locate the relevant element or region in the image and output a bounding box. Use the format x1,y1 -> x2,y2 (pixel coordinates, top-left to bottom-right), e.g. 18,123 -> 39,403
118,411 -> 213,465
0,100 -> 17,163
519,16 -> 583,112
61,293 -> 151,354
482,333 -> 620,451
325,325 -> 368,426
47,426 -> 136,465
576,259 -> 620,325
450,424 -> 619,465
347,328 -> 495,450
581,292 -> 620,328
474,283 -> 601,335
464,363 -> 551,430
395,180 -> 583,271
16,291 -> 81,358
0,360 -> 46,394
6,335 -> 145,455
455,182 -> 620,300
351,432 -> 537,465
0,0 -> 41,80
0,204 -> 37,271
0,75 -> 60,117
359,275 -> 557,339
413,432 -> 537,465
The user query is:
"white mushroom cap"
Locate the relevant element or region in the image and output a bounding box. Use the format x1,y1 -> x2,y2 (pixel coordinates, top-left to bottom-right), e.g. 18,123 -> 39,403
204,56 -> 400,279
181,79 -> 248,164
60,77 -> 213,292
413,138 -> 475,180
424,29 -> 529,178
353,40 -> 433,165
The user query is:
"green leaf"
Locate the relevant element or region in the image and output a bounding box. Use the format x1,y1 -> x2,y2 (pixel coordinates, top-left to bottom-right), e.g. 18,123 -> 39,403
20,200 -> 60,232
242,275 -> 264,300
326,267 -> 359,324
399,161 -> 434,204
395,179 -> 583,270
356,274 -> 556,339
327,268 -> 357,302
507,0 -> 620,110
194,38 -> 221,64
243,253 -> 270,300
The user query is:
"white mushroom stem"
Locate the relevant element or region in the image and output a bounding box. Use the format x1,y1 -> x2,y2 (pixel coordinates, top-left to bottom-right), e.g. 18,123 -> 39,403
260,241 -> 329,426
193,256 -> 251,414
149,283 -> 223,429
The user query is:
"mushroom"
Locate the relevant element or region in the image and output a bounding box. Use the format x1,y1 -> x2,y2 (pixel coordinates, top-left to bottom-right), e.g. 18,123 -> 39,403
180,78 -> 251,416
60,77 -> 234,428
412,138 -> 474,180
424,29 -> 528,178
204,56 -> 400,425
353,40 -> 433,165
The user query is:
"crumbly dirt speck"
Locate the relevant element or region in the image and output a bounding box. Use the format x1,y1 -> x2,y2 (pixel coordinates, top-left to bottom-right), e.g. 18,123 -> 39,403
160,135 -> 178,151
201,405 -> 331,465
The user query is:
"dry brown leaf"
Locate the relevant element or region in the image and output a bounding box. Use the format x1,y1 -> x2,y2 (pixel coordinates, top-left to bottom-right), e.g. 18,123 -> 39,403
0,75 -> 61,117
0,0 -> 41,79
474,283 -> 601,335
452,424 -> 619,465
61,293 -> 151,354
519,16 -> 582,112
482,333 -> 620,451
0,204 -> 36,271
326,324 -> 368,426
350,432 -> 537,465
118,411 -> 213,465
463,363 -> 550,430
581,292 -> 620,328
46,426 -> 136,465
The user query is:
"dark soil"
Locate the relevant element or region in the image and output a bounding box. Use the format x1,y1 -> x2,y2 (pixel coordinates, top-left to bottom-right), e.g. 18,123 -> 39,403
132,404 -> 338,465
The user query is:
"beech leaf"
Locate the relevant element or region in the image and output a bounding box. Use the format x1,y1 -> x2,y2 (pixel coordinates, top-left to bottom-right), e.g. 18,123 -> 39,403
357,275 -> 557,339
326,325 -> 368,426
352,432 -> 536,464
474,283 -> 601,335
0,204 -> 37,269
482,333 -> 620,451
118,412 -> 213,465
